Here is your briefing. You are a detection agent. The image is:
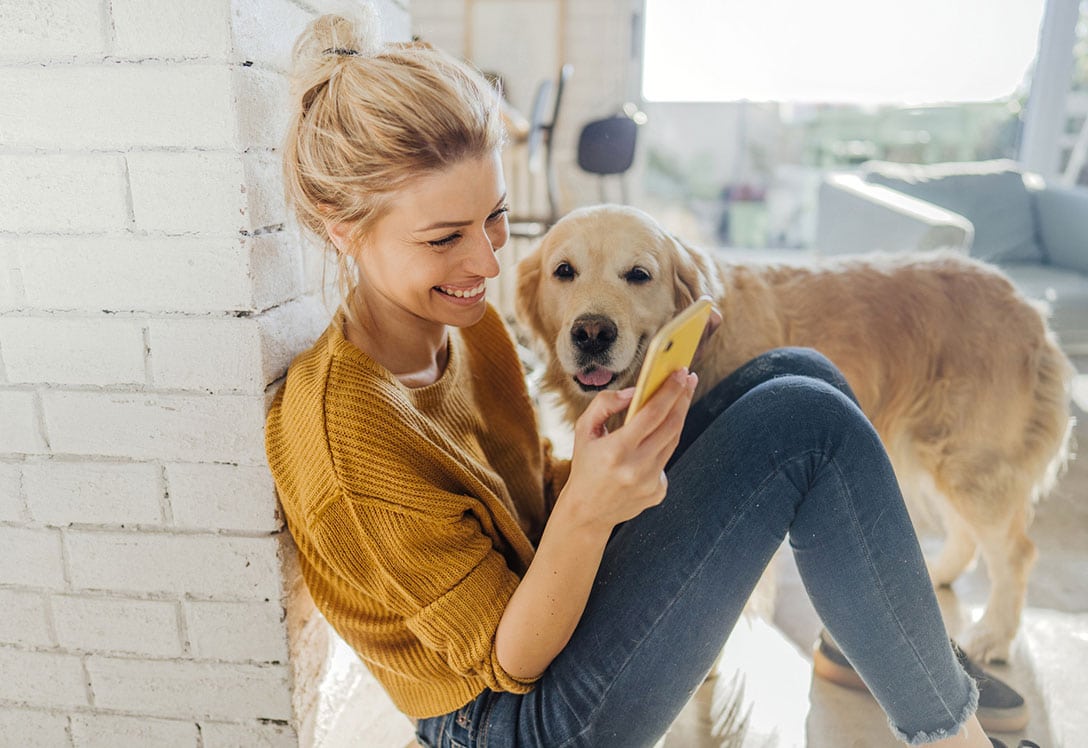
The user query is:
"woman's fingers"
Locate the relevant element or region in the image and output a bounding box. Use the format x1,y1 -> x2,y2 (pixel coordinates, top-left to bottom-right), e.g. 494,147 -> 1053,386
577,387 -> 635,438
625,369 -> 697,446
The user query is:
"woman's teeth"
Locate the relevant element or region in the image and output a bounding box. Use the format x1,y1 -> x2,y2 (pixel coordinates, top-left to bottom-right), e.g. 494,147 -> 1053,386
438,282 -> 485,299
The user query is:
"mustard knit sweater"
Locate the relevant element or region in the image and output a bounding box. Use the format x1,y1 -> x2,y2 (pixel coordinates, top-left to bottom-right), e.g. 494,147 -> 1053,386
264,305 -> 570,719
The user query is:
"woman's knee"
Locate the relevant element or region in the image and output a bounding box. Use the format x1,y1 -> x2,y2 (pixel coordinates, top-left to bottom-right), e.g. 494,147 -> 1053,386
736,373 -> 871,450
740,347 -> 856,404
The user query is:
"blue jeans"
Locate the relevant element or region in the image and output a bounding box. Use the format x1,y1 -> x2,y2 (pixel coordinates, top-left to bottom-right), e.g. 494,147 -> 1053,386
416,348 -> 977,747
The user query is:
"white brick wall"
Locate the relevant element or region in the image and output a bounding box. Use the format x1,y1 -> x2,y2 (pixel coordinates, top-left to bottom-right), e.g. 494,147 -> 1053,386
0,0 -> 409,745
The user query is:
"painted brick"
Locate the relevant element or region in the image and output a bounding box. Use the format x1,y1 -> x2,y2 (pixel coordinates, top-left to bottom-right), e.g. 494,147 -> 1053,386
186,600 -> 288,662
0,154 -> 128,233
147,317 -> 263,393
0,589 -> 52,648
65,531 -> 282,600
14,235 -> 252,314
0,0 -> 107,61
127,151 -> 246,235
0,647 -> 87,708
243,149 -> 287,231
111,0 -> 230,60
0,460 -> 24,522
257,294 -> 330,384
71,713 -> 199,748
233,68 -> 290,150
0,389 -> 45,454
87,658 -> 292,721
24,460 -> 163,527
42,391 -> 267,464
0,526 -> 65,589
0,707 -> 71,748
0,65 -> 235,150
53,595 -> 182,657
230,0 -> 311,71
0,242 -> 26,311
200,720 -> 297,748
251,233 -> 305,312
165,463 -> 281,533
0,317 -> 146,386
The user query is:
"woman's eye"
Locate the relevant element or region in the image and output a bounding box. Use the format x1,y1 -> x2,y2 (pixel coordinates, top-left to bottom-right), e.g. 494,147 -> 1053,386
428,233 -> 460,247
487,205 -> 510,222
553,261 -> 575,279
625,266 -> 651,284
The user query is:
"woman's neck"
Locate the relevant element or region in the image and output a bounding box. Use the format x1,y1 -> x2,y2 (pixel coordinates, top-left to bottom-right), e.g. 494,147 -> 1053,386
343,300 -> 450,389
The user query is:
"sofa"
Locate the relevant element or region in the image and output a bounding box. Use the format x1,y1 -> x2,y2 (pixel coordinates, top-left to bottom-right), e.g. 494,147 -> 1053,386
815,159 -> 1088,355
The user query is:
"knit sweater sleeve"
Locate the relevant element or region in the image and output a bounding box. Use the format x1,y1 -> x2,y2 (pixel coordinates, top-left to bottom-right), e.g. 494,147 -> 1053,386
312,491 -> 540,694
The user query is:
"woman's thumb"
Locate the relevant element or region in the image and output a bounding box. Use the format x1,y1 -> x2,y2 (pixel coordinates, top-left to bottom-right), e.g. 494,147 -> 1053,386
580,387 -> 635,436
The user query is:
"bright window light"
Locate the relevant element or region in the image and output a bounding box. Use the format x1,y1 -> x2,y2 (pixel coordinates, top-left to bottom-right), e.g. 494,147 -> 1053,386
642,0 -> 1047,104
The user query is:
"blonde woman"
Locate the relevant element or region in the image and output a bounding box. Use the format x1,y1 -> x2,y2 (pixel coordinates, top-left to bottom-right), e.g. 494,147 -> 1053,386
266,8 -> 1019,747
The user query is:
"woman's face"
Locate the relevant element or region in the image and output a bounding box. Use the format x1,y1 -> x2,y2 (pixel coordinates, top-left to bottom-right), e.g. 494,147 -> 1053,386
349,150 -> 510,332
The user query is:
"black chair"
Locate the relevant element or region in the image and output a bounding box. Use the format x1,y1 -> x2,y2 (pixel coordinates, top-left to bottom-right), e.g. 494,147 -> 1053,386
577,113 -> 639,204
508,64 -> 573,239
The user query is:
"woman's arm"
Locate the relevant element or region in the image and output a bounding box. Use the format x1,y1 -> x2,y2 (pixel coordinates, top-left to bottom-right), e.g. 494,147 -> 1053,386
494,369 -> 697,679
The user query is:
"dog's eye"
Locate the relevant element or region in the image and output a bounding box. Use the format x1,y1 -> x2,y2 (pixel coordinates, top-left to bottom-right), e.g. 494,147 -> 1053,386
625,267 -> 652,284
553,262 -> 576,280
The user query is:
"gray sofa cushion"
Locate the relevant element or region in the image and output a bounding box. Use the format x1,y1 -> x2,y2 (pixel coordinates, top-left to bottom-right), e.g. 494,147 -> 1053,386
1000,262 -> 1088,353
862,159 -> 1044,265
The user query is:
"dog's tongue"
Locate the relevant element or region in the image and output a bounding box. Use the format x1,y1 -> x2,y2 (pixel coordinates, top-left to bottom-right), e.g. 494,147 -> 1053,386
576,367 -> 614,387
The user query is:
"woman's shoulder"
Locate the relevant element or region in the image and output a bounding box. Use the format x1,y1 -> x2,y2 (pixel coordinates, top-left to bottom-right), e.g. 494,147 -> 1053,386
265,318 -> 416,507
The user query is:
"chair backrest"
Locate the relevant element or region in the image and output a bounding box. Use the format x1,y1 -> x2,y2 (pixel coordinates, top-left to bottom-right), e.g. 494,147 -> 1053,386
524,78 -> 554,166
547,63 -> 573,132
577,116 -> 638,176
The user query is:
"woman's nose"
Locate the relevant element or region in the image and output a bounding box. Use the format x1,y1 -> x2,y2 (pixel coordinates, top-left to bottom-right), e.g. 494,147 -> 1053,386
467,231 -> 501,278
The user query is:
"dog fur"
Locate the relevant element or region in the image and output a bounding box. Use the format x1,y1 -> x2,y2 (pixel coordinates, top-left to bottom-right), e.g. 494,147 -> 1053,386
515,204 -> 1075,663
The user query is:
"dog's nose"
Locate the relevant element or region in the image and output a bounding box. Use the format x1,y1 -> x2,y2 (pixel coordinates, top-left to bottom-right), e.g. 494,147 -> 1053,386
570,315 -> 618,355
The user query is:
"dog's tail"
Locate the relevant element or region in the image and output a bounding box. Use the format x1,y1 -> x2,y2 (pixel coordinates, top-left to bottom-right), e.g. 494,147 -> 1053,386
1024,333 -> 1077,506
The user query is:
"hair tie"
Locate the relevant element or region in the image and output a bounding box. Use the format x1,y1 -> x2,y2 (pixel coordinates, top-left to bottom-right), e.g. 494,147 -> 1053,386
323,47 -> 360,57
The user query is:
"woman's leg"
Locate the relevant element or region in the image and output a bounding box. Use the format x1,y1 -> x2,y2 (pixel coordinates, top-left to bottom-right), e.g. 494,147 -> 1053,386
418,349 -> 977,747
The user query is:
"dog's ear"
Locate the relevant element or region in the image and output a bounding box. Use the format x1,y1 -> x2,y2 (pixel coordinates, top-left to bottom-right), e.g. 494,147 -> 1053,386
515,240 -> 547,340
671,235 -> 722,308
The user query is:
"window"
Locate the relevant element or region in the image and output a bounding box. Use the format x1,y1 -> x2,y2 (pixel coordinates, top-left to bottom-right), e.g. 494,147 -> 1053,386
642,0 -> 1047,104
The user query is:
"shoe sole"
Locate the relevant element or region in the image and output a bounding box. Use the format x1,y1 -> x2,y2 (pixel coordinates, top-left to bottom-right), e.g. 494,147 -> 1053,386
811,641 -> 1030,734
975,705 -> 1030,734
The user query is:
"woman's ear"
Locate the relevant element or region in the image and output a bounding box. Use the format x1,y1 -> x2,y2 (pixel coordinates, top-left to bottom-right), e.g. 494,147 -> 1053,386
323,219 -> 353,255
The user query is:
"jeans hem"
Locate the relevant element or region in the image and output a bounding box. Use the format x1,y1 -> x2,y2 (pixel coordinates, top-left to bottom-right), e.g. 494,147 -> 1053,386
891,676 -> 980,745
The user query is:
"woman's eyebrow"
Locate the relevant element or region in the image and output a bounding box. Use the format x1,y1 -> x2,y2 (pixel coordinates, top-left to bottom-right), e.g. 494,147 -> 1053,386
417,194 -> 508,231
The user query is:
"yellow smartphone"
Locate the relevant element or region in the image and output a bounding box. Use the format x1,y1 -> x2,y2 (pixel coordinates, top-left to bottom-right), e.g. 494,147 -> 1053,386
624,297 -> 713,425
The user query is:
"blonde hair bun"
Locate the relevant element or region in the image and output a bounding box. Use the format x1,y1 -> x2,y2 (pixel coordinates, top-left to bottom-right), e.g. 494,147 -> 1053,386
290,9 -> 382,98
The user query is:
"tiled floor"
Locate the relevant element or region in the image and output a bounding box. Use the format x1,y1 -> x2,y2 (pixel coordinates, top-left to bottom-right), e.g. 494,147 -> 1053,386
660,356 -> 1087,748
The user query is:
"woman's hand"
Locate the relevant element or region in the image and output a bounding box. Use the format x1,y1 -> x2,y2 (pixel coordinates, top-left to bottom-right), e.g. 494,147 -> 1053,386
494,368 -> 698,680
560,368 -> 698,532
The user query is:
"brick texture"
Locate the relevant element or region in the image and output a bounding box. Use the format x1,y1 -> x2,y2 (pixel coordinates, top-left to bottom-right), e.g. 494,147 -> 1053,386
0,0 -> 413,742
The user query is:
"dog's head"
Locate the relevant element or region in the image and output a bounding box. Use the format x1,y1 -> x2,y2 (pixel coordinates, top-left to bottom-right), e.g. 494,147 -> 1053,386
515,204 -> 721,418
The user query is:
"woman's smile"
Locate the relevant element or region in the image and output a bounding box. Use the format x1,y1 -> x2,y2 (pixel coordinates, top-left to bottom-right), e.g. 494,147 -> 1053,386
436,280 -> 487,302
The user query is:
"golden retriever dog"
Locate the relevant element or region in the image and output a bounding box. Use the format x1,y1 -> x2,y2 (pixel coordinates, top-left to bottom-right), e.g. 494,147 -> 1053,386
515,204 -> 1075,663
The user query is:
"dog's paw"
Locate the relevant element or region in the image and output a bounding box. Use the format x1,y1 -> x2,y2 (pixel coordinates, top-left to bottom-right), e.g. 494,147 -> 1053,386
958,620 -> 1014,664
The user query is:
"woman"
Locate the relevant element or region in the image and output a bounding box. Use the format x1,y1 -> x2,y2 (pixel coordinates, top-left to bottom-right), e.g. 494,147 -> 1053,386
266,9 -> 1016,747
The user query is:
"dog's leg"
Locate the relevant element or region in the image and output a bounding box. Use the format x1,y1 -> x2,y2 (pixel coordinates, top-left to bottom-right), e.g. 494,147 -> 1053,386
957,502 -> 1036,664
927,496 -> 978,588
